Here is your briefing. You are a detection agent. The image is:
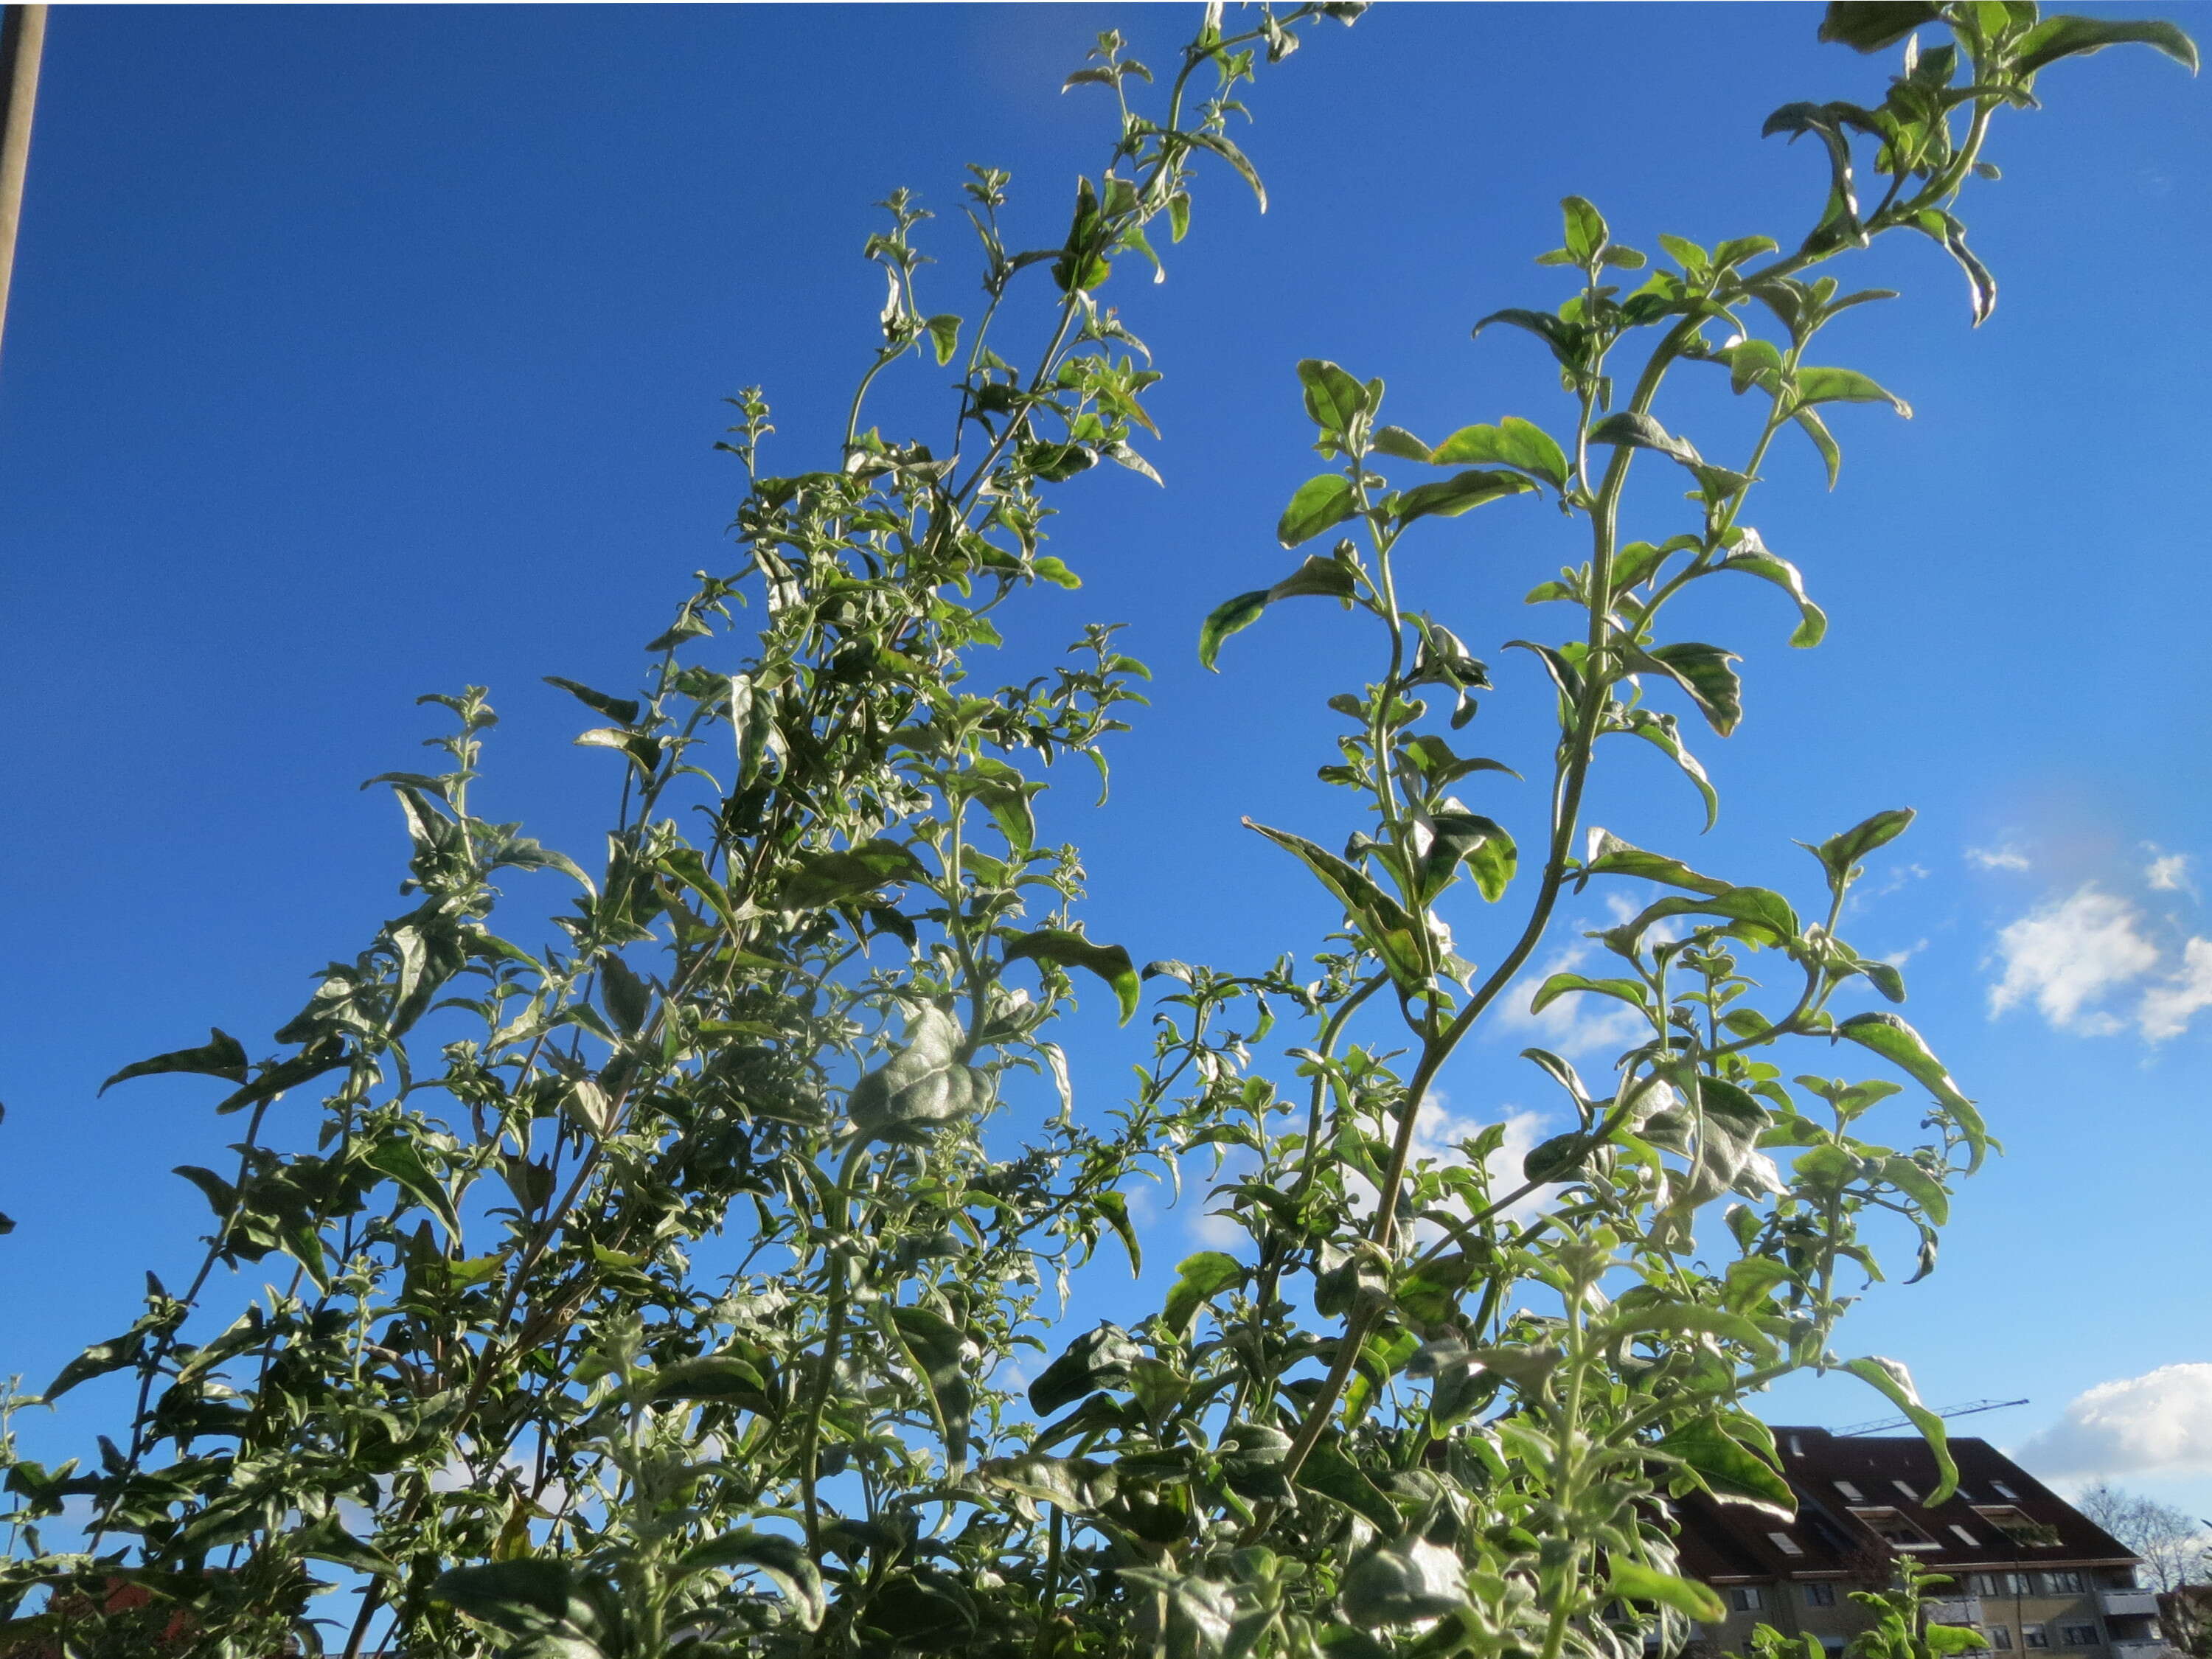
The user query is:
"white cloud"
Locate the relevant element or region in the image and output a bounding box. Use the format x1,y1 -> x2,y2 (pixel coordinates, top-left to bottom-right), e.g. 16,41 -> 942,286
2145,848 -> 2194,894
2014,1364 -> 2212,1479
1988,885 -> 2160,1034
2138,937 -> 2212,1043
1883,939 -> 1930,968
1498,941 -> 1649,1060
1969,845 -> 2031,872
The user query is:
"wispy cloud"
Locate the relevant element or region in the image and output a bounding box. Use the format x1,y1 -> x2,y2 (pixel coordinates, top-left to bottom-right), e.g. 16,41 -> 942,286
1968,844 -> 2031,872
1988,884 -> 2160,1035
1498,939 -> 1649,1060
2145,846 -> 2195,894
2139,937 -> 2212,1043
2014,1364 -> 2212,1479
1987,884 -> 2212,1043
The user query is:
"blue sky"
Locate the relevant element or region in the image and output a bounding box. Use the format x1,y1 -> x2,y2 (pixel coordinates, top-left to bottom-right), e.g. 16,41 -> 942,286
2,4 -> 2208,1524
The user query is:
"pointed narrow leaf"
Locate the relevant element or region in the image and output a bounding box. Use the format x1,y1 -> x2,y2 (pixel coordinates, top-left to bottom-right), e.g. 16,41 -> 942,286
1793,405 -> 1843,488
1609,1558 -> 1726,1623
1003,928 -> 1141,1023
1842,1355 -> 1958,1500
1719,544 -> 1828,647
100,1029 -> 249,1096
677,1531 -> 826,1629
1398,468 -> 1536,524
1810,807 -> 1915,886
1795,365 -> 1911,418
1162,1250 -> 1247,1337
2014,15 -> 2198,76
1579,828 -> 1731,897
1641,642 -> 1744,736
1589,410 -> 1693,459
1834,1012 -> 1985,1167
1200,590 -> 1271,670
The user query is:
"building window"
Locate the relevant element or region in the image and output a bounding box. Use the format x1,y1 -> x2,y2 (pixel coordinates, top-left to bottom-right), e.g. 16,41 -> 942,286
1993,1481 -> 2023,1503
1896,1480 -> 1922,1503
1770,1532 -> 1806,1557
1851,1506 -> 1939,1549
2023,1626 -> 2049,1649
1952,1526 -> 1982,1547
1836,1481 -> 1865,1501
2041,1573 -> 2084,1596
1990,1630 -> 2014,1652
1805,1583 -> 1837,1608
2059,1628 -> 2100,1647
1975,1507 -> 2062,1549
1731,1587 -> 1764,1613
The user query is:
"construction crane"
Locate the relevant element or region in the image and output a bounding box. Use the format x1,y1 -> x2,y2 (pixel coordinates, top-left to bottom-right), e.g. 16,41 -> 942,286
1834,1397 -> 2030,1438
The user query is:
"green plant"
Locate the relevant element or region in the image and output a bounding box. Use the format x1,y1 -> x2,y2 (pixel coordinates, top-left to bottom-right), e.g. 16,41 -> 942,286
0,5 -> 2194,1659
1734,1557 -> 1990,1659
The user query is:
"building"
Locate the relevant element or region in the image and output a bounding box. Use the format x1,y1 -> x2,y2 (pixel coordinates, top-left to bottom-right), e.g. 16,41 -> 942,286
1674,1427 -> 2170,1659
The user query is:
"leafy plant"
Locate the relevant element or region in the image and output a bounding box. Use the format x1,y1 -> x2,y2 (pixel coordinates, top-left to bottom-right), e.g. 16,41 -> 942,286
0,4 -> 2194,1659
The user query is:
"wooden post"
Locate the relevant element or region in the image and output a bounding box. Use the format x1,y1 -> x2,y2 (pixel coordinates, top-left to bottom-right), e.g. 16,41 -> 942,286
0,4 -> 49,374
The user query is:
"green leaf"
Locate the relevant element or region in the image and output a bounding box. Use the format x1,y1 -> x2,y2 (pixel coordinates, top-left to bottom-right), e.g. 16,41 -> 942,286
1719,539 -> 1828,647
1841,1355 -> 1958,1501
1809,807 -> 1915,887
1608,886 -> 1801,952
1298,358 -> 1371,433
1003,928 -> 1141,1023
1720,337 -> 1788,396
1559,195 -> 1610,263
433,1559 -> 616,1648
783,839 -> 929,909
979,1453 -> 1119,1514
645,1354 -> 768,1403
1425,810 -> 1515,902
1834,1012 -> 1986,1167
1029,1322 -> 1144,1414
1818,1 -> 1941,52
1341,1540 -> 1468,1628
1246,818 -> 1427,988
847,1004 -> 985,1146
1615,709 -> 1720,831
1162,1250 -> 1246,1337
1882,1154 -> 1950,1225
1793,405 -> 1843,488
1472,307 -> 1583,369
1279,473 -> 1360,547
1930,1627 -> 1995,1655
99,1029 -> 248,1095
1200,591 -> 1271,670
1428,417 -> 1571,488
1298,1441 -> 1402,1532
1371,424 -> 1433,462
1795,364 -> 1911,418
1655,1416 -> 1796,1516
886,1303 -> 975,1467
1397,468 -> 1537,524
1603,1302 -> 1773,1354
543,675 -> 641,727
1579,828 -> 1732,897
2014,15 -> 2199,77
1608,1558 -> 1725,1623
294,1514 -> 402,1580
42,1331 -> 147,1402
1529,973 -> 1649,1016
925,313 -> 962,366
1199,555 -> 1358,670
1639,641 -> 1745,736
677,1531 -> 826,1629
1917,208 -> 1997,325
1588,409 -> 1694,459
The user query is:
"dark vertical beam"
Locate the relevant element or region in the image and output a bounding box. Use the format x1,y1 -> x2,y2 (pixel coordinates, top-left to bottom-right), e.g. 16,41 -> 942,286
0,4 -> 49,374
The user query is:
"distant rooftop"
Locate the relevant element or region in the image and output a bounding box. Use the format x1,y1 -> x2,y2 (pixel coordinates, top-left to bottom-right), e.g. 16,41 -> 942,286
1674,1425 -> 2138,1584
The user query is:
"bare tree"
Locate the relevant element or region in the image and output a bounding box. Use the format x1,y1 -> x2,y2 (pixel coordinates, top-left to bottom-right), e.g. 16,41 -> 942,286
2076,1483 -> 2211,1652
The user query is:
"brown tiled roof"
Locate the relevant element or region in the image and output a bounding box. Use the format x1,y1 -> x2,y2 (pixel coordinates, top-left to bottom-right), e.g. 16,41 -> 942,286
1674,1426 -> 2139,1582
